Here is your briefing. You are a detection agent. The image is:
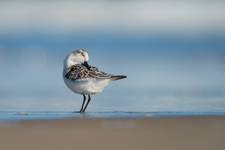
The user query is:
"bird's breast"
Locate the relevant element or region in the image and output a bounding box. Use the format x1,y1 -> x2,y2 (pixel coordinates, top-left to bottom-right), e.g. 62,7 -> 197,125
64,77 -> 111,95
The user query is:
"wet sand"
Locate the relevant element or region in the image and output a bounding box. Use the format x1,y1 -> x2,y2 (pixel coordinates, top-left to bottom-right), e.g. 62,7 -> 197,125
0,116 -> 225,150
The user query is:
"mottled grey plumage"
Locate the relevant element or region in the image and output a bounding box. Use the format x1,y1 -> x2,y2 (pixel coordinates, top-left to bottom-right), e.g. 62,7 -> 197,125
65,64 -> 112,81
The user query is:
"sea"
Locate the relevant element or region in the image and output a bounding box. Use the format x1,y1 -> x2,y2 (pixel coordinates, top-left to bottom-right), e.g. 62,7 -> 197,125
0,32 -> 225,120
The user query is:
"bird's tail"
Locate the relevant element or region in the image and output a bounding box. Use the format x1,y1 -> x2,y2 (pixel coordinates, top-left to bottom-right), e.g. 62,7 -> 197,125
111,75 -> 127,81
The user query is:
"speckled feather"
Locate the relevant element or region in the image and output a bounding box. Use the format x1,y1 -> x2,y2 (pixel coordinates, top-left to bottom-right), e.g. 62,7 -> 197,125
65,64 -> 112,81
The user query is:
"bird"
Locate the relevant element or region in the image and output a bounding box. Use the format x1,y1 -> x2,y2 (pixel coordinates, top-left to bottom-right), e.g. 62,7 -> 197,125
63,48 -> 127,113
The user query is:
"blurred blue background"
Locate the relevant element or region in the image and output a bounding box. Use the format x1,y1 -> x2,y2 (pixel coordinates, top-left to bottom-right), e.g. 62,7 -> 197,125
0,0 -> 225,113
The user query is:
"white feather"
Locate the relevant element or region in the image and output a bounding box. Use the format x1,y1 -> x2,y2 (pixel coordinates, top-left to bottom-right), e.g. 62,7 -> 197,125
63,77 -> 111,95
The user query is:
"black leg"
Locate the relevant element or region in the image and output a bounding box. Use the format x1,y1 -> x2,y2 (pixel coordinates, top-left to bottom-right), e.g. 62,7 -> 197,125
79,95 -> 86,113
82,95 -> 91,112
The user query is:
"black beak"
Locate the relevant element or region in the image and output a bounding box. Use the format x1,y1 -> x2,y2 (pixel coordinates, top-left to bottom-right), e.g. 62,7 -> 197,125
82,61 -> 90,69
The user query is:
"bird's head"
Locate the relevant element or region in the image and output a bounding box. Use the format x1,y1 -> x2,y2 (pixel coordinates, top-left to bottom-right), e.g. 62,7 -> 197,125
64,48 -> 89,69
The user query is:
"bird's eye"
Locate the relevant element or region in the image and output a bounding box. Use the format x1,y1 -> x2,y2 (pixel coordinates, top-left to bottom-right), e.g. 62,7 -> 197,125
81,52 -> 85,57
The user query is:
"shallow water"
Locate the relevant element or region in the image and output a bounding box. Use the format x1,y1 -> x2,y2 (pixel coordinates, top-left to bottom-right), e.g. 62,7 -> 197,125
0,111 -> 225,121
1,34 -> 225,119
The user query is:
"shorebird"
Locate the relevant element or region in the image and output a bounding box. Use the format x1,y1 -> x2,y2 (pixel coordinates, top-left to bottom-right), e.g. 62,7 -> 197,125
63,49 -> 127,113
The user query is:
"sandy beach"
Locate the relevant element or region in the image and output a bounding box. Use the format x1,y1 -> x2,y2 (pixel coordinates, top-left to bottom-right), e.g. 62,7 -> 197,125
0,116 -> 224,150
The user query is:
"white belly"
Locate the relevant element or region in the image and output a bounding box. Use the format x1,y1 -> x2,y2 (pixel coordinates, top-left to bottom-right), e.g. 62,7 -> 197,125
64,77 -> 111,95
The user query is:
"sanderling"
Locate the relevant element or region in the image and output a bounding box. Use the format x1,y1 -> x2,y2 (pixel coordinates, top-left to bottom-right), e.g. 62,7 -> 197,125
63,49 -> 127,113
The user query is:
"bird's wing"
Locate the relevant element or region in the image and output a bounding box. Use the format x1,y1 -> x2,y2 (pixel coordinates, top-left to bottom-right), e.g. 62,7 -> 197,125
65,64 -> 112,81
